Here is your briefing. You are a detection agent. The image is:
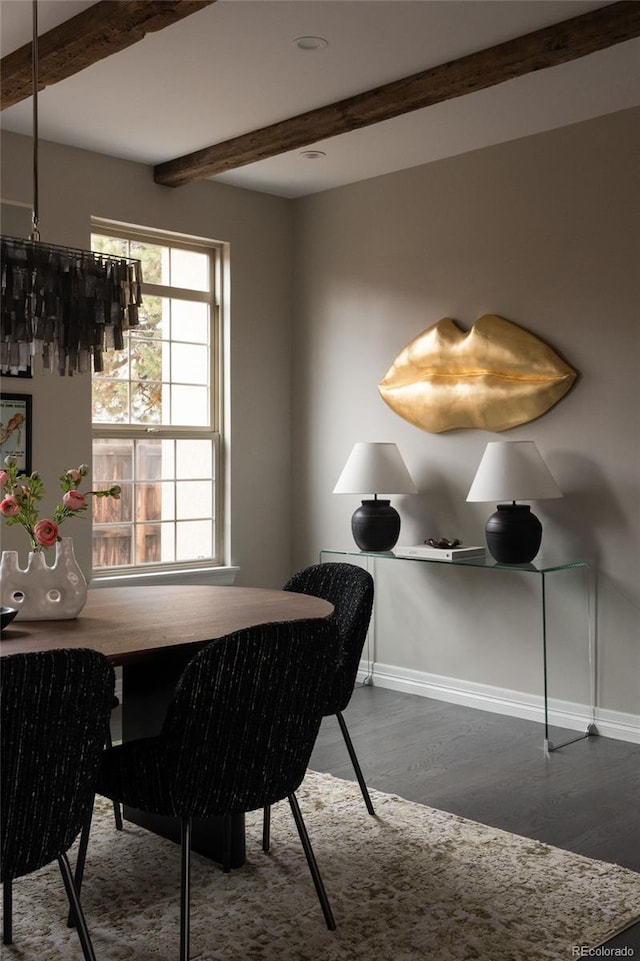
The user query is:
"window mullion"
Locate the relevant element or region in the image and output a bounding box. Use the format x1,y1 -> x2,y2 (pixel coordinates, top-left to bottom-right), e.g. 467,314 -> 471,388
142,283 -> 210,302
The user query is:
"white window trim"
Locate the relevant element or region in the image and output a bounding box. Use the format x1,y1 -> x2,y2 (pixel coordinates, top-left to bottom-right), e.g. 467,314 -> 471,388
90,565 -> 239,589
90,220 -> 226,579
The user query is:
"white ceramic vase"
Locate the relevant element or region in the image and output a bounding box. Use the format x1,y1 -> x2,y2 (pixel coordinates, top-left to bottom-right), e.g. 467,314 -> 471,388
0,537 -> 88,621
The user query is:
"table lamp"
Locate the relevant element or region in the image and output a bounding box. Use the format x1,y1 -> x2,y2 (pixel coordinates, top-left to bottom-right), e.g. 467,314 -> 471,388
466,441 -> 562,564
333,442 -> 417,552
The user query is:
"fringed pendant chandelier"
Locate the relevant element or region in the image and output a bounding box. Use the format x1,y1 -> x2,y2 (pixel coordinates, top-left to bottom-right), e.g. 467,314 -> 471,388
0,2 -> 142,376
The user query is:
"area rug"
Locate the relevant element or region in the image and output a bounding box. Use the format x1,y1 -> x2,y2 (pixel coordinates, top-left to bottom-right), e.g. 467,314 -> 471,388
4,771 -> 640,961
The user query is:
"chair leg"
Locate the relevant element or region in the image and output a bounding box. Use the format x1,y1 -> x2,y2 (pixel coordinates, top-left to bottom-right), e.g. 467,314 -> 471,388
68,803 -> 94,928
112,799 -> 123,831
3,880 -> 12,945
180,818 -> 192,961
262,804 -> 271,853
287,793 -> 336,931
105,726 -> 123,830
222,815 -> 232,873
336,710 -> 375,815
58,852 -> 97,961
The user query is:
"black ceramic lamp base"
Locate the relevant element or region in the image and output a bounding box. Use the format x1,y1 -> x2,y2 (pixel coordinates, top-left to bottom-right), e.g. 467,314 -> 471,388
485,503 -> 542,564
351,499 -> 401,552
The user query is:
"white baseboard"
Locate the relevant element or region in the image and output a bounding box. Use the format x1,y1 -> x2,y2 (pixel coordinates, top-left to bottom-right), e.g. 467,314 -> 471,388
357,661 -> 640,745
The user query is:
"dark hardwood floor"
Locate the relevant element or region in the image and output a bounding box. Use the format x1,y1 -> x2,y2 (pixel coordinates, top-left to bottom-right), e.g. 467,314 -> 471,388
309,684 -> 640,953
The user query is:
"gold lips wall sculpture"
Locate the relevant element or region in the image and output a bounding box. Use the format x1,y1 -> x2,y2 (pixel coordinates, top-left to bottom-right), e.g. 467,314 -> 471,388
378,315 -> 577,433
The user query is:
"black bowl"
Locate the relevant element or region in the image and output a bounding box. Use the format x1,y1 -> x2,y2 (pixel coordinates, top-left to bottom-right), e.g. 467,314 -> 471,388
1,607 -> 18,631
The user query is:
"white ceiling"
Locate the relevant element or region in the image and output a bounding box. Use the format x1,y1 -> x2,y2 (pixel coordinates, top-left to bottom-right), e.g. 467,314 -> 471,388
1,0 -> 639,198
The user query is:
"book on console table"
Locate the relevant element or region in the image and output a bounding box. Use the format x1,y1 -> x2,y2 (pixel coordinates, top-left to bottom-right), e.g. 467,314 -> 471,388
394,545 -> 486,561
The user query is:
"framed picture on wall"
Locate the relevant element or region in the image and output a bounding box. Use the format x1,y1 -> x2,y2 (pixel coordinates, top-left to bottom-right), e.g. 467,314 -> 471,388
1,365 -> 33,379
0,393 -> 32,474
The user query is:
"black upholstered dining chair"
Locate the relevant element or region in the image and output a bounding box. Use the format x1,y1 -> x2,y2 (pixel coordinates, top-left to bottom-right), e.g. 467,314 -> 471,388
1,648 -> 115,960
92,618 -> 340,961
262,563 -> 375,853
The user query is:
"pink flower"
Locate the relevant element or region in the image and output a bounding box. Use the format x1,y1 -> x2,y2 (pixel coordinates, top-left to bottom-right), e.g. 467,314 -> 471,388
0,495 -> 20,517
1,459 -> 118,553
63,489 -> 86,511
34,519 -> 58,547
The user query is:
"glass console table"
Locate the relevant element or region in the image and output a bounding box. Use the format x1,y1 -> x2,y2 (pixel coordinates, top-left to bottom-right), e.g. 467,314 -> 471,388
320,548 -> 596,756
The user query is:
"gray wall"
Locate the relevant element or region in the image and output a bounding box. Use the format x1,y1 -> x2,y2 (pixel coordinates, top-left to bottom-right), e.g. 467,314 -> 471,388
291,107 -> 639,724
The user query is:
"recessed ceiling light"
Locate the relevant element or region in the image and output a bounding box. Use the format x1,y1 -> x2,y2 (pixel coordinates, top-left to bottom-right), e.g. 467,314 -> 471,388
293,36 -> 328,51
300,150 -> 327,160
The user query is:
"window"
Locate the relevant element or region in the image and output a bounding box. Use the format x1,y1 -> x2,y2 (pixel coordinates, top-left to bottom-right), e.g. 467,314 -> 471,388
91,224 -> 221,573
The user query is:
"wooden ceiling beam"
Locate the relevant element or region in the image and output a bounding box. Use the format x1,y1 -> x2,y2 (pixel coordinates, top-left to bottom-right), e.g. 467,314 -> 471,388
154,1 -> 640,188
1,0 -> 217,111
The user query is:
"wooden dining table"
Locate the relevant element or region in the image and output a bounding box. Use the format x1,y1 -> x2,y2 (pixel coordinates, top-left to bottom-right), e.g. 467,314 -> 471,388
0,584 -> 334,867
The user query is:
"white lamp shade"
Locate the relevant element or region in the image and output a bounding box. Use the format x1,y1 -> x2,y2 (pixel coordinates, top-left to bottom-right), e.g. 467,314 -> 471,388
333,442 -> 417,495
466,441 -> 562,502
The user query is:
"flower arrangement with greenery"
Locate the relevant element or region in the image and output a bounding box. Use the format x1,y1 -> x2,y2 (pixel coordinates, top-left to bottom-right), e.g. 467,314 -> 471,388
0,457 -> 121,552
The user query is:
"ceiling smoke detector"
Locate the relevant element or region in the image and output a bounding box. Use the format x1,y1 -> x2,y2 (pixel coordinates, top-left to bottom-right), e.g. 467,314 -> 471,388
293,36 -> 328,51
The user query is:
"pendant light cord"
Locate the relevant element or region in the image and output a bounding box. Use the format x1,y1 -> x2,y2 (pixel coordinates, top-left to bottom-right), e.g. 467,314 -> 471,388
30,0 -> 40,242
